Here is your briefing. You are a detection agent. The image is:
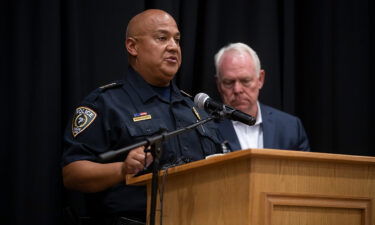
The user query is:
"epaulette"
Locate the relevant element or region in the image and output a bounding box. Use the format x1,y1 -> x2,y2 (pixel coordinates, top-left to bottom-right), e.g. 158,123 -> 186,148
99,81 -> 123,92
180,89 -> 193,99
84,81 -> 124,103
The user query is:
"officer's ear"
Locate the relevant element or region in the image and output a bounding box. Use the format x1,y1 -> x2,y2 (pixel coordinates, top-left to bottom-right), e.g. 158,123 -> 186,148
126,37 -> 138,56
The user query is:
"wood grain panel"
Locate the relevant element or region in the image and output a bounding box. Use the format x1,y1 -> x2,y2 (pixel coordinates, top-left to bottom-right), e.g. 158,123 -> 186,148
126,149 -> 375,225
264,193 -> 371,225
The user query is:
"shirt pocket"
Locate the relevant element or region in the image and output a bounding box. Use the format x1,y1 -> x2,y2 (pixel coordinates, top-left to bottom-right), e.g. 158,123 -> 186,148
124,118 -> 168,139
195,122 -> 222,155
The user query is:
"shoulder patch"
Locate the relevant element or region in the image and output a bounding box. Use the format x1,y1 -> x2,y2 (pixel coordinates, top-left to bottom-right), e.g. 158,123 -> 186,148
99,82 -> 123,91
72,106 -> 97,137
180,89 -> 193,98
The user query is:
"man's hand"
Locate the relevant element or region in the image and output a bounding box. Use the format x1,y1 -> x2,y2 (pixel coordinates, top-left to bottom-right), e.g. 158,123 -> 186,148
123,146 -> 153,175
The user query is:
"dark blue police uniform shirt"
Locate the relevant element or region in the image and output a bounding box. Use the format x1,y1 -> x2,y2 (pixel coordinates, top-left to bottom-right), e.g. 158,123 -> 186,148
62,67 -> 222,217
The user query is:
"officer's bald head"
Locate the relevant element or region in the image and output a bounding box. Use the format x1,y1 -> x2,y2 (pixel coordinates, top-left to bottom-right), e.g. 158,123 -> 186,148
126,9 -> 176,39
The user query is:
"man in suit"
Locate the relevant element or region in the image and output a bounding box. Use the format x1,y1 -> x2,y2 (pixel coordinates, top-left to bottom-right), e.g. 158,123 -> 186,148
214,42 -> 310,151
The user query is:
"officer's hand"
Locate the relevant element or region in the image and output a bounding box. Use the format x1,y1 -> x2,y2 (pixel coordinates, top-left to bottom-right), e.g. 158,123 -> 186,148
123,146 -> 153,175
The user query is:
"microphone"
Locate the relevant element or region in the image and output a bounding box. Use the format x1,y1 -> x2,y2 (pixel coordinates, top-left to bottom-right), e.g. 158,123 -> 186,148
194,93 -> 256,126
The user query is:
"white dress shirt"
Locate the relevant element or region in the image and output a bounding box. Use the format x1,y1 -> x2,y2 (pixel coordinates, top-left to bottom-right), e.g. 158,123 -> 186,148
232,102 -> 263,150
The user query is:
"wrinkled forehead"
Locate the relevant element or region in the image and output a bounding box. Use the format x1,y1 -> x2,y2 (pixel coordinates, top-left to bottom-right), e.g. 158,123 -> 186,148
223,50 -> 253,64
218,51 -> 257,79
221,51 -> 254,70
146,16 -> 179,35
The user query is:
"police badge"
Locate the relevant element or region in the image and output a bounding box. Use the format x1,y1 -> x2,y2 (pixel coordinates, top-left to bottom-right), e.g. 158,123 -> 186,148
72,106 -> 97,137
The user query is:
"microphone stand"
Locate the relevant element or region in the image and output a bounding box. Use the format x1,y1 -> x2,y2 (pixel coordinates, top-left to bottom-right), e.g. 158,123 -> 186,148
149,139 -> 162,225
98,116 -> 217,225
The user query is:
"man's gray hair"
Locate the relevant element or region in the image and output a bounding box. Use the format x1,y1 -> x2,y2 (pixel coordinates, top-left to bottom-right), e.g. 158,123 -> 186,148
214,42 -> 261,78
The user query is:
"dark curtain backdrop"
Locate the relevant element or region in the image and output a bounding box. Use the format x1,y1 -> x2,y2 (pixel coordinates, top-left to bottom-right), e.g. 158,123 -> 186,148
1,0 -> 374,224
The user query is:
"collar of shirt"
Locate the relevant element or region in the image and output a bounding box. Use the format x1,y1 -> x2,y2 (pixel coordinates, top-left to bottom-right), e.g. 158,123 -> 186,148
233,101 -> 263,126
150,84 -> 171,102
232,102 -> 264,149
125,66 -> 187,104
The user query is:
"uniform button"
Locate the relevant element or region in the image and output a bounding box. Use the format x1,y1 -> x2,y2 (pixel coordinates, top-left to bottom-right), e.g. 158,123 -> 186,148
146,128 -> 151,133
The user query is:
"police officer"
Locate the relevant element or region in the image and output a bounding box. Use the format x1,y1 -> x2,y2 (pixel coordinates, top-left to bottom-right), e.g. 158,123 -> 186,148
62,9 -> 222,224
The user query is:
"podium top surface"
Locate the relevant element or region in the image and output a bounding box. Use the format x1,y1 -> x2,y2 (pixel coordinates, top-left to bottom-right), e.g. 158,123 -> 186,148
126,148 -> 375,185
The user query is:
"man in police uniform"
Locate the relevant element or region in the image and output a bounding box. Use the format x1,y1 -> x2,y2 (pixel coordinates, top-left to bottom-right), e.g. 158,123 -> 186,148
62,9 -> 222,224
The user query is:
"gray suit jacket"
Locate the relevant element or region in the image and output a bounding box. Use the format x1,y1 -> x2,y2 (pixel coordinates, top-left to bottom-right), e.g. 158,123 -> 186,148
216,103 -> 310,151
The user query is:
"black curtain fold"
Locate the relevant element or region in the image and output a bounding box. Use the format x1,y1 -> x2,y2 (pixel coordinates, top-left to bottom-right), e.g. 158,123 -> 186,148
1,0 -> 374,224
1,0 -> 62,224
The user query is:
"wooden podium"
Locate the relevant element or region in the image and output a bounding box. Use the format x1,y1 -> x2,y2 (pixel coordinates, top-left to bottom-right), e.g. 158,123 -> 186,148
127,149 -> 375,225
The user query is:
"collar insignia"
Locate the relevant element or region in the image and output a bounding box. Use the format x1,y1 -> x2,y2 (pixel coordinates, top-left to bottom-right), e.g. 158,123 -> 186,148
72,106 -> 97,137
192,107 -> 201,120
133,112 -> 152,122
180,89 -> 193,98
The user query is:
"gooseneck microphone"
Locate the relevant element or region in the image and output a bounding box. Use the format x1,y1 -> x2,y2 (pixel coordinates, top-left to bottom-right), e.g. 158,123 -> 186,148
194,93 -> 256,126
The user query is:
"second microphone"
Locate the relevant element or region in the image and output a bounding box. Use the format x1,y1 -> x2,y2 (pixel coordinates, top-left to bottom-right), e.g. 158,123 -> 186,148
194,93 -> 256,126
